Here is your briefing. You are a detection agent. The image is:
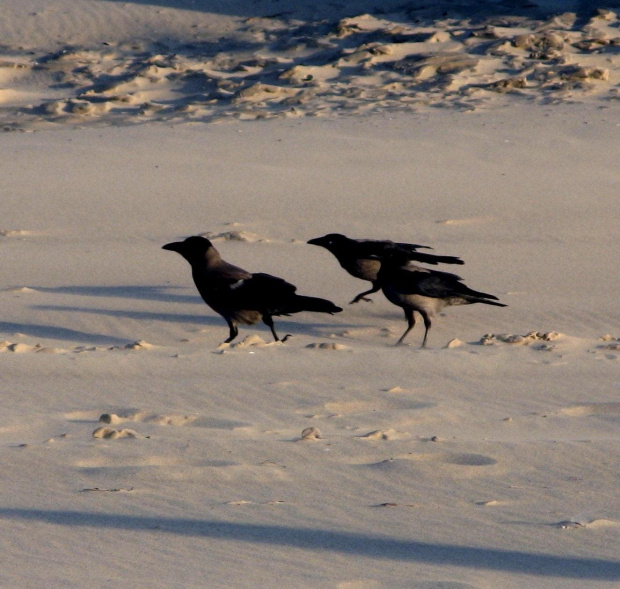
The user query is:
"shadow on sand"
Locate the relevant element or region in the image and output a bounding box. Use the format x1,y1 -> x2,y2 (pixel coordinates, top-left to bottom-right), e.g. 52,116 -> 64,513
33,303 -> 355,342
0,321 -> 132,346
1,508 -> 619,580
33,285 -> 199,305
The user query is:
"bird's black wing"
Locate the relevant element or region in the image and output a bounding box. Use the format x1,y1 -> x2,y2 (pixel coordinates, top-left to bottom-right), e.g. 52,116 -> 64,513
385,242 -> 464,265
225,272 -> 298,310
388,266 -> 499,300
386,266 -> 464,297
354,240 -> 462,265
354,239 -> 431,259
393,240 -> 433,251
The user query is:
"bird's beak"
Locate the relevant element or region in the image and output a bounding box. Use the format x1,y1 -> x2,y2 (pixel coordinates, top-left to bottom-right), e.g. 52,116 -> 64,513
307,237 -> 322,246
162,242 -> 182,252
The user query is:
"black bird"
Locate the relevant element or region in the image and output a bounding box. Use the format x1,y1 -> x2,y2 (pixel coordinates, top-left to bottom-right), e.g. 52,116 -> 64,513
307,233 -> 464,304
162,236 -> 342,345
377,249 -> 506,347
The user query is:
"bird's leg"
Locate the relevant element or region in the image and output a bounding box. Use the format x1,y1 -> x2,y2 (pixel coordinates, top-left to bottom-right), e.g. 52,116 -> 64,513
349,283 -> 380,304
420,311 -> 432,348
396,309 -> 415,345
262,314 -> 281,342
223,319 -> 239,344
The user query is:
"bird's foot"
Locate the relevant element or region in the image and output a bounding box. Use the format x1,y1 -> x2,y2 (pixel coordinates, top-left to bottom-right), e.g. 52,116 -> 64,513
281,334 -> 292,343
349,297 -> 373,305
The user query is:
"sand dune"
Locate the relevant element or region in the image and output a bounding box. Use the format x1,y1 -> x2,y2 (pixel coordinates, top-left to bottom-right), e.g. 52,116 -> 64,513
1,4 -> 620,130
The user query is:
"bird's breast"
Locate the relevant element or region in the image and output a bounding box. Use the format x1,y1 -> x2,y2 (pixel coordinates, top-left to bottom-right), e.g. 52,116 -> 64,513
345,258 -> 380,281
381,286 -> 444,316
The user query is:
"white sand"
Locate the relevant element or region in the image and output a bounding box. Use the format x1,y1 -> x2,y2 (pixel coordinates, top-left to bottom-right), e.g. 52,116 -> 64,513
1,1 -> 619,587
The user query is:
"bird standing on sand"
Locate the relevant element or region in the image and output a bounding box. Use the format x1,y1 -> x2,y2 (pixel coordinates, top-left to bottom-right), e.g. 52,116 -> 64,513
162,236 -> 342,345
377,249 -> 506,347
307,233 -> 464,304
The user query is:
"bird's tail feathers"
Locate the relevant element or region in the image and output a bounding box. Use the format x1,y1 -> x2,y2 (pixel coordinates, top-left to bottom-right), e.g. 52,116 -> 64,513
459,285 -> 500,300
288,295 -> 343,314
409,252 -> 464,266
466,296 -> 507,307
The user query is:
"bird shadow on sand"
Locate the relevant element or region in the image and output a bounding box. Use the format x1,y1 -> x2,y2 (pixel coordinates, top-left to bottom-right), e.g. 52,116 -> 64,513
33,305 -> 357,341
1,509 -> 619,580
33,285 -> 199,305
33,305 -> 219,326
0,321 -> 132,346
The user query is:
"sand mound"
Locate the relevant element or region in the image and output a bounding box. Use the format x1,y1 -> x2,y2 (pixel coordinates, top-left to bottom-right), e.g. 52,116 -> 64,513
306,342 -> 352,351
479,331 -> 563,346
300,427 -> 322,441
92,426 -> 140,439
199,230 -> 266,243
99,411 -> 197,426
359,428 -> 410,441
218,335 -> 282,350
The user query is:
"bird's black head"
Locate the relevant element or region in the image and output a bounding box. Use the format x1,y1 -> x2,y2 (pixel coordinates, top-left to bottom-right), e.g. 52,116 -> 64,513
307,233 -> 347,252
162,235 -> 215,263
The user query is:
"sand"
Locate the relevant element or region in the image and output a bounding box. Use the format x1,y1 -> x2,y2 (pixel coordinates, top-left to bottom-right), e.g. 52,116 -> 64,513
1,1 -> 619,588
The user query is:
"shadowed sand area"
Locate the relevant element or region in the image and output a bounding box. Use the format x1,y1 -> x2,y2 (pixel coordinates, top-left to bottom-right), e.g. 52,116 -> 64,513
2,509 -> 620,580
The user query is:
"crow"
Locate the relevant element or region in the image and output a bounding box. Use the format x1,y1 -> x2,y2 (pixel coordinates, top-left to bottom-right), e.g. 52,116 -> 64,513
307,233 -> 464,304
162,236 -> 342,344
377,249 -> 506,347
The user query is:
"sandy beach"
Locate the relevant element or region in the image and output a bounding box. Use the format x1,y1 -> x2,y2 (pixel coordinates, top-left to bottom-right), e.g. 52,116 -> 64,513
1,1 -> 619,587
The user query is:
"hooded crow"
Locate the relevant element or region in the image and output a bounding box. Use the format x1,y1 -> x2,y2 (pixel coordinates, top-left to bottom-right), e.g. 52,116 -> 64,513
307,233 -> 464,304
162,236 -> 342,344
377,249 -> 506,347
